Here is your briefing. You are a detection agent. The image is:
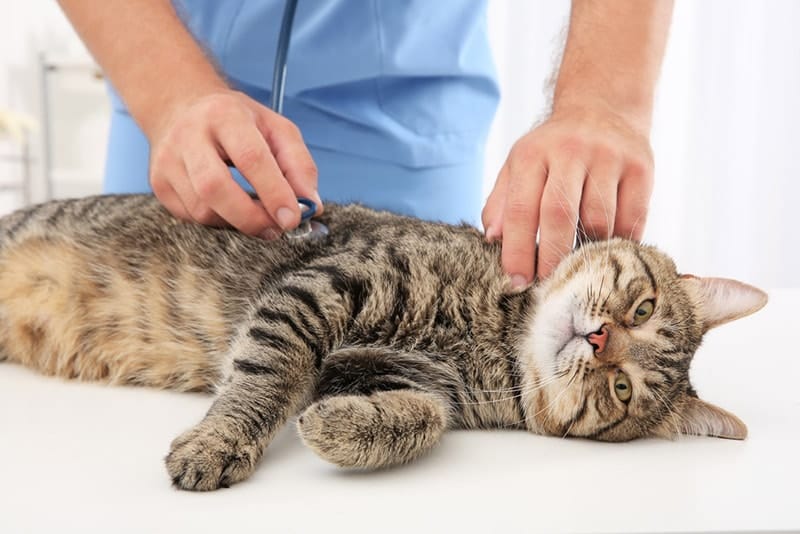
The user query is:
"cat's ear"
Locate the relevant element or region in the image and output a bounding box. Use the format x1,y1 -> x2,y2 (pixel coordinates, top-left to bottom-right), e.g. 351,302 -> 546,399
679,275 -> 767,331
655,396 -> 748,440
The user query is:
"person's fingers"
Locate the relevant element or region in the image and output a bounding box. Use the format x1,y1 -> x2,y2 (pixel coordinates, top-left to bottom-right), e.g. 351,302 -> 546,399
482,162 -> 510,242
537,160 -> 586,280
169,164 -> 227,227
500,155 -> 547,288
183,137 -> 279,237
253,105 -> 323,213
614,162 -> 654,242
150,151 -> 192,222
151,178 -> 192,222
150,151 -> 225,225
214,119 -> 301,231
578,155 -> 622,242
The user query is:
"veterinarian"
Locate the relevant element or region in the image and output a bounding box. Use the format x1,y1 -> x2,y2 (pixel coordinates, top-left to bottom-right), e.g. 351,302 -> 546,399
58,0 -> 673,285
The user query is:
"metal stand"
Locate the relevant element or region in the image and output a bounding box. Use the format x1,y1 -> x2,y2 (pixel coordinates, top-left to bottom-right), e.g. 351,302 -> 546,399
0,131 -> 33,205
38,53 -> 104,203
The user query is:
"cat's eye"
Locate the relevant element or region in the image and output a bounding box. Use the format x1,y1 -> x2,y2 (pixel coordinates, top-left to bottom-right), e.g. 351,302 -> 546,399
613,373 -> 633,402
632,299 -> 655,326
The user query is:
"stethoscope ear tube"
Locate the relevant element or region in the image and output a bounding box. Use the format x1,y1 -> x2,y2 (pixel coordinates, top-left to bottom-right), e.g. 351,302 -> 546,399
271,0 -> 298,115
272,0 -> 327,239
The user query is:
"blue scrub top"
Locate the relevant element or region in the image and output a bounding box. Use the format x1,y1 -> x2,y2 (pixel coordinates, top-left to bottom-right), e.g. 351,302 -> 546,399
105,0 -> 500,224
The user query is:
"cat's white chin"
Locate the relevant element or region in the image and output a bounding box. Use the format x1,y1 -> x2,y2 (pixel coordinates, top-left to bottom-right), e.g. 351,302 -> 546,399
525,282 -> 601,380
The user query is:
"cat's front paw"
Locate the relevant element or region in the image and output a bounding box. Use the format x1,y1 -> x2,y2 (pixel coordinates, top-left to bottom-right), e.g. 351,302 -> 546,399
165,422 -> 261,491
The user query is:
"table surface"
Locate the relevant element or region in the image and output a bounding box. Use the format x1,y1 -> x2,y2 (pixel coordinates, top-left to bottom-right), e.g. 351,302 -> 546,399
1,289 -> 798,534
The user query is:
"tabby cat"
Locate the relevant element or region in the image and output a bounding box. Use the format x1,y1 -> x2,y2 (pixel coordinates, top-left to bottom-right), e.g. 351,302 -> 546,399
0,195 -> 767,491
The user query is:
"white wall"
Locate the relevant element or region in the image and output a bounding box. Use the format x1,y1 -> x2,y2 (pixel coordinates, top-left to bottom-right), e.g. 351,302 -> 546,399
485,0 -> 800,289
648,0 -> 800,289
1,1 -> 797,288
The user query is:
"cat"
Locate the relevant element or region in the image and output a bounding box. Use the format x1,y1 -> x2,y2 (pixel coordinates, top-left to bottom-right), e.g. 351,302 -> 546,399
0,194 -> 767,491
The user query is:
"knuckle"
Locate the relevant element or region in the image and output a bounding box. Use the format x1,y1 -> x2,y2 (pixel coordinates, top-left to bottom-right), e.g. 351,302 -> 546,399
582,218 -> 611,237
255,182 -> 293,214
201,94 -> 234,120
592,143 -> 620,163
509,140 -> 545,168
481,203 -> 495,224
192,171 -> 225,201
168,118 -> 194,140
557,135 -> 586,157
298,161 -> 319,181
505,198 -> 533,222
282,119 -> 302,138
270,114 -> 301,137
541,200 -> 576,224
189,203 -> 216,224
267,116 -> 299,141
234,146 -> 268,173
148,150 -> 171,174
581,204 -> 610,227
626,152 -> 655,179
617,208 -> 650,237
150,175 -> 170,197
628,203 -> 650,222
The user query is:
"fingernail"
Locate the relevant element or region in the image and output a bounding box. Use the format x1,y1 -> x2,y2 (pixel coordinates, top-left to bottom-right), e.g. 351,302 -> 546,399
259,228 -> 281,241
511,274 -> 529,290
276,207 -> 297,230
312,191 -> 323,209
485,226 -> 499,242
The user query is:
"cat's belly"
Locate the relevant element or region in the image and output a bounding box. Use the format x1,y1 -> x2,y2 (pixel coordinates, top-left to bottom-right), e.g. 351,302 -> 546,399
0,236 -> 229,391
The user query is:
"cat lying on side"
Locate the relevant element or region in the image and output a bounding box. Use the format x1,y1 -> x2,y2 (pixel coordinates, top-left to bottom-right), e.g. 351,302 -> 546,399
0,195 -> 767,491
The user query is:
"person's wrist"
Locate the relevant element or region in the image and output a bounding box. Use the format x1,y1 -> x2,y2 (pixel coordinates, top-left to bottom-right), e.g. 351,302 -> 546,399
551,88 -> 654,135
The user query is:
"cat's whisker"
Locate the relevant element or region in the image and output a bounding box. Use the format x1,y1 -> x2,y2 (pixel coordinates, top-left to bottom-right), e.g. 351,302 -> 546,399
585,163 -> 615,244
537,176 -> 586,269
560,365 -> 586,439
530,358 -> 582,420
486,369 -> 578,429
495,356 -> 584,429
625,207 -> 647,242
456,368 -> 570,406
650,386 -> 679,426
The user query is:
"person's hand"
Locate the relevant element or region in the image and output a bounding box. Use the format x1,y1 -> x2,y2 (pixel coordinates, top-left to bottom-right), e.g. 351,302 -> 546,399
482,105 -> 654,287
148,89 -> 322,239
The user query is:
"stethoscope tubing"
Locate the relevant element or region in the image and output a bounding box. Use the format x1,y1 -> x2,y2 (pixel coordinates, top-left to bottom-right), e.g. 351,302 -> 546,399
270,0 -> 325,236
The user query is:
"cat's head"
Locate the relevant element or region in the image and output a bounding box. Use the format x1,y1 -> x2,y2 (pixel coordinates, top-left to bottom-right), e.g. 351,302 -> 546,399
519,238 -> 767,442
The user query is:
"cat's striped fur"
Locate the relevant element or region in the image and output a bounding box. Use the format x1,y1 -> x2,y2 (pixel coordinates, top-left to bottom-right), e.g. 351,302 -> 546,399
0,195 -> 767,490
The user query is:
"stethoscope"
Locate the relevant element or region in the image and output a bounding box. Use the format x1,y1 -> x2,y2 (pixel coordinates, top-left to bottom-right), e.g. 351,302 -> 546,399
272,0 -> 329,239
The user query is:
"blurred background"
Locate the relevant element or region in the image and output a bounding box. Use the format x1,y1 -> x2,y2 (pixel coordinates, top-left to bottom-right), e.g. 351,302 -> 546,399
1,1 -> 797,288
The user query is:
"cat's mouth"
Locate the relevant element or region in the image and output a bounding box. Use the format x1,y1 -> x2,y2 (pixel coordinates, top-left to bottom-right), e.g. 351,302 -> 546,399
553,320 -> 578,358
529,294 -> 600,377
550,312 -> 601,365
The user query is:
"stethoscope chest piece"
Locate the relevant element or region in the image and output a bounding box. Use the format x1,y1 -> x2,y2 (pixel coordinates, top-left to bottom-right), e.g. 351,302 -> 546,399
285,197 -> 329,240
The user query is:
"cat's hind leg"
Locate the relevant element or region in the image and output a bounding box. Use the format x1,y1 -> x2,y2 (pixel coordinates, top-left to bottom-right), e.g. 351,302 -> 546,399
298,389 -> 449,469
296,345 -> 457,469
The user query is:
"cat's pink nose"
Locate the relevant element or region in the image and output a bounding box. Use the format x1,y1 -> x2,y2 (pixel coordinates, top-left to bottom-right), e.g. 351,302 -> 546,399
586,325 -> 609,354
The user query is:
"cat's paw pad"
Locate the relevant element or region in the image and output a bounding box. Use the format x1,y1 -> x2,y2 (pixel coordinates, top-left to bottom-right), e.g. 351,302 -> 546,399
165,423 -> 259,491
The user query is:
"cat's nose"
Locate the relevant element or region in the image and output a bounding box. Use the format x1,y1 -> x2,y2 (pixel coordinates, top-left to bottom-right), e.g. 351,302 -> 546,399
586,325 -> 609,354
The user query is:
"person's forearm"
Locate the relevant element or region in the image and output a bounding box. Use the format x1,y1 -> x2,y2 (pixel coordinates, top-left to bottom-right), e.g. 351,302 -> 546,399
553,0 -> 674,131
58,0 -> 228,140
